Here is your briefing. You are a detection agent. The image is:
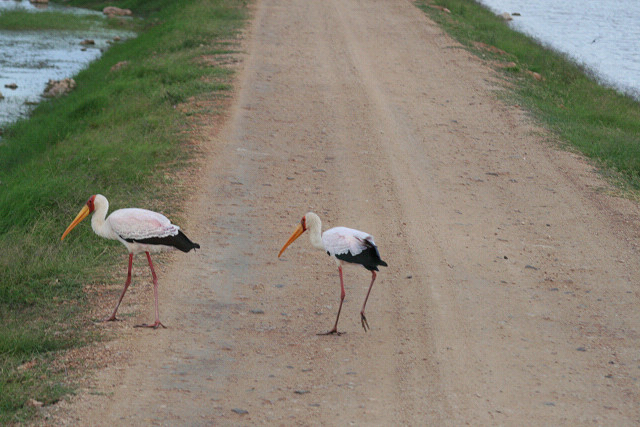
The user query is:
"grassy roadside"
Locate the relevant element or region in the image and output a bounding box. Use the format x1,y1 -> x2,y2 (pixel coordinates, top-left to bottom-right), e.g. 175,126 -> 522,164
0,0 -> 247,423
416,0 -> 640,190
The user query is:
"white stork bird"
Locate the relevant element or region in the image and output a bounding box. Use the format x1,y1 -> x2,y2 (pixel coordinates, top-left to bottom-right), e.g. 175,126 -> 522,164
61,194 -> 200,329
278,212 -> 387,335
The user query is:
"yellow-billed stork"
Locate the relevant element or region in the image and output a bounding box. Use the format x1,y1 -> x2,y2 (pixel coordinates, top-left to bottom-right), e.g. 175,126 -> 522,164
61,194 -> 200,329
278,212 -> 387,335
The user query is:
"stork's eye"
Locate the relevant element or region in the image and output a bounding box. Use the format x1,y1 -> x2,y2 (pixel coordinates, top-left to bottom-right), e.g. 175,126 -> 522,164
301,216 -> 306,230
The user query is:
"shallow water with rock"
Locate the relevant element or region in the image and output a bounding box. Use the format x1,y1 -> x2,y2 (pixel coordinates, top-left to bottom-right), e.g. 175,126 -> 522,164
0,1 -> 134,128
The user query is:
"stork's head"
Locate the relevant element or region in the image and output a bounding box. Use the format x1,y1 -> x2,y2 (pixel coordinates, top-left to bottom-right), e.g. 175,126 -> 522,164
278,212 -> 323,257
60,195 -> 97,241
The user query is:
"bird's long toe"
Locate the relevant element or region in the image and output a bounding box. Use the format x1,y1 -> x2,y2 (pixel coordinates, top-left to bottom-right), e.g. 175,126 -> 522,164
134,321 -> 167,329
317,329 -> 343,336
361,312 -> 370,332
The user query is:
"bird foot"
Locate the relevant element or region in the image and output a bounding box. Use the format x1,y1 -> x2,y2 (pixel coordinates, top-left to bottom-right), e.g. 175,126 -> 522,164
134,321 -> 167,329
361,313 -> 370,332
317,329 -> 343,336
101,315 -> 121,323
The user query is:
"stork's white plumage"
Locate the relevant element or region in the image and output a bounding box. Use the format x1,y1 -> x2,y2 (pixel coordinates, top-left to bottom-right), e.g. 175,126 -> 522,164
278,212 -> 387,335
321,226 -> 376,258
61,194 -> 200,329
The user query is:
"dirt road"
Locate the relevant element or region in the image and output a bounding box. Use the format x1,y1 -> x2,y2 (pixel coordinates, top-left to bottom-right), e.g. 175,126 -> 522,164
50,0 -> 640,424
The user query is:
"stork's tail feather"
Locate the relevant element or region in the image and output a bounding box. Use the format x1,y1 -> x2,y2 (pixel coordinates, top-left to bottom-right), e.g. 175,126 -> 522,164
370,241 -> 387,268
176,230 -> 200,253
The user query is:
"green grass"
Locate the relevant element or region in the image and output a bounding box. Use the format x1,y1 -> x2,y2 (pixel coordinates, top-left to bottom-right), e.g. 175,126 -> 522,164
0,309 -> 80,422
417,0 -> 640,189
0,0 -> 247,423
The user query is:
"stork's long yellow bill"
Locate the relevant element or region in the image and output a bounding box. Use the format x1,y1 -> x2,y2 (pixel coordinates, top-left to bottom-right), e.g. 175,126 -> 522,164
278,223 -> 305,257
61,205 -> 91,241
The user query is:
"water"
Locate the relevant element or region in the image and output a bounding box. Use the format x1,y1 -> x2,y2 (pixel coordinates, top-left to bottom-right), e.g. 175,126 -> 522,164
0,1 -> 134,127
476,0 -> 640,100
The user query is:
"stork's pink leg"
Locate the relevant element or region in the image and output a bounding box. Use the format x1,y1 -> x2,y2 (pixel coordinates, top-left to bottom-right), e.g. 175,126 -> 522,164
104,253 -> 134,322
319,266 -> 346,336
360,271 -> 377,332
135,252 -> 166,329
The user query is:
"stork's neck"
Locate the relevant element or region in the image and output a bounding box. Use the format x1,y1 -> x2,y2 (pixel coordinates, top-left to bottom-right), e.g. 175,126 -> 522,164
91,194 -> 116,240
305,212 -> 324,251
